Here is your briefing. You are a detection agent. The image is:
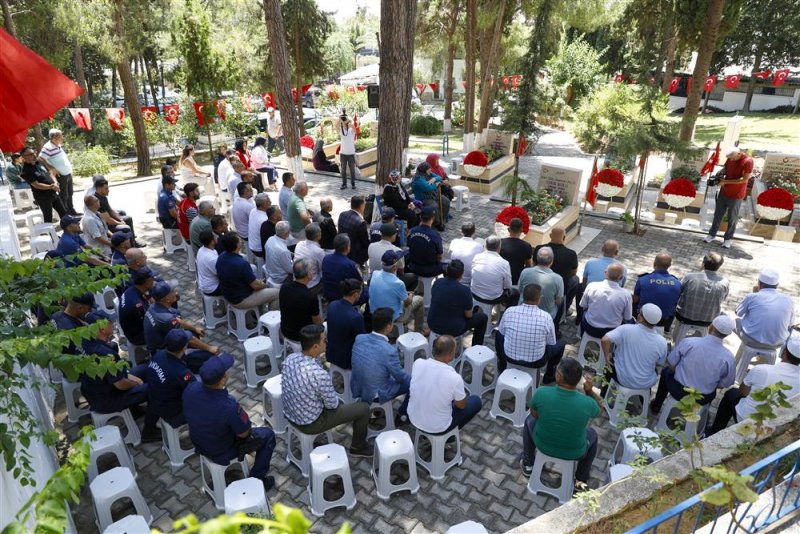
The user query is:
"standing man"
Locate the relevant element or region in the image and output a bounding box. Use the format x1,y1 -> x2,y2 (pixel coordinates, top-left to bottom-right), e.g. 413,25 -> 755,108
287,182 -> 312,240
19,146 -> 66,223
338,195 -> 370,266
266,107 -> 284,155
705,147 -> 754,248
338,114 -> 357,190
39,129 -> 78,215
534,227 -> 578,315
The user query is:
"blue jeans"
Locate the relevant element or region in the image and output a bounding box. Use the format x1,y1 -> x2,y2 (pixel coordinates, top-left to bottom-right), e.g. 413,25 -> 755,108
441,395 -> 482,433
212,427 -> 277,480
522,415 -> 598,483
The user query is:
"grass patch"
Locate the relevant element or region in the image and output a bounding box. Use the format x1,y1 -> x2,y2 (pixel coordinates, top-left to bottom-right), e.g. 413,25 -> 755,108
692,112 -> 800,152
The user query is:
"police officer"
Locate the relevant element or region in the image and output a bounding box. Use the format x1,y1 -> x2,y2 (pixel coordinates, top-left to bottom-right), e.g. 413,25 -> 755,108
119,267 -> 156,348
183,354 -> 277,490
143,281 -> 219,372
110,231 -> 131,266
52,293 -> 95,354
632,253 -> 682,332
144,329 -> 195,427
80,311 -> 160,441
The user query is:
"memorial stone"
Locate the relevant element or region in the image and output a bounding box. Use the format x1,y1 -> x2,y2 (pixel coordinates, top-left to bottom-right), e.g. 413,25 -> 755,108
762,153 -> 800,182
538,163 -> 583,206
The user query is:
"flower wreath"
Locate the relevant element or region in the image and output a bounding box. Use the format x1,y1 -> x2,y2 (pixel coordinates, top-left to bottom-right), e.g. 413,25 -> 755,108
662,178 -> 697,209
595,168 -> 625,198
496,205 -> 530,234
756,187 -> 794,221
463,150 -> 489,177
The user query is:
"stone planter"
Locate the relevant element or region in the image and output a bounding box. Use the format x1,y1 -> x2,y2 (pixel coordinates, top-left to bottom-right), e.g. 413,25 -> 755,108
355,146 -> 378,178
301,141 -> 340,171
653,191 -> 703,223
521,205 -> 580,247
457,154 -> 516,195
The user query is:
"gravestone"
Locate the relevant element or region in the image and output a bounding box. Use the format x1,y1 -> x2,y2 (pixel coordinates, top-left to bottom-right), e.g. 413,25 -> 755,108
721,115 -> 744,153
483,129 -> 514,155
762,153 -> 800,182
538,163 -> 583,206
672,149 -> 712,174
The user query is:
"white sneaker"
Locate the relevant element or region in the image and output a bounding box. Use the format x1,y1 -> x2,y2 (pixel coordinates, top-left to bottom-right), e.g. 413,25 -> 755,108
703,235 -> 714,243
722,240 -> 732,248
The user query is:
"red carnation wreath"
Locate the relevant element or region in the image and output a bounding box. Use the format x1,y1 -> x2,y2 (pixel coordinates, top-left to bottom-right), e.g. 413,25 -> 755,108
595,168 -> 625,198
662,178 -> 697,209
463,150 -> 489,177
496,206 -> 530,234
756,187 -> 794,220
300,135 -> 315,150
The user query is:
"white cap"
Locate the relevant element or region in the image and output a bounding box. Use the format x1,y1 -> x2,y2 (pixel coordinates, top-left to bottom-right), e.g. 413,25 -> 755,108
267,106 -> 275,113
640,303 -> 662,325
786,335 -> 800,358
725,146 -> 740,157
758,268 -> 780,286
711,314 -> 735,336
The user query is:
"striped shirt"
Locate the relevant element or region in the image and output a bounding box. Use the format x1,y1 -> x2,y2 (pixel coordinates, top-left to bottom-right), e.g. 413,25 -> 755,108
675,270 -> 729,324
281,353 -> 339,425
39,141 -> 72,175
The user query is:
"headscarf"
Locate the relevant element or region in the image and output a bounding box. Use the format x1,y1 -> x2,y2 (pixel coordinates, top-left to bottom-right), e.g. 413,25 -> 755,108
415,161 -> 431,177
253,136 -> 267,148
426,153 -> 448,181
234,138 -> 247,152
313,139 -> 325,157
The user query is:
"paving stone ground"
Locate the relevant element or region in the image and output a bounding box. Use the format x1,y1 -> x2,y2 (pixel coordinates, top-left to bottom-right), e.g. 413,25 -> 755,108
36,151 -> 798,533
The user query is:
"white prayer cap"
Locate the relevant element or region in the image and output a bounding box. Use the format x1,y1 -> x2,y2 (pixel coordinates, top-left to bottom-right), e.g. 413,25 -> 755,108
725,146 -> 740,157
641,303 -> 662,325
711,314 -> 735,336
786,335 -> 800,358
758,268 -> 779,286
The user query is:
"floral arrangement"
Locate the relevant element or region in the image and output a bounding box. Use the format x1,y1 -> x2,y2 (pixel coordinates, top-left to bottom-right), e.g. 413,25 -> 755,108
463,150 -> 489,176
496,206 -> 531,234
480,145 -> 507,164
300,135 -> 315,150
522,188 -> 564,226
765,174 -> 800,201
662,178 -> 697,209
756,187 -> 794,221
595,168 -> 625,198
670,165 -> 702,185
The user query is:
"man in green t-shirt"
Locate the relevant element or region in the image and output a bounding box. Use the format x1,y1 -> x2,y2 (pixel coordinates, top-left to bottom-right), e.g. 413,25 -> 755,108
286,181 -> 311,240
521,357 -> 601,492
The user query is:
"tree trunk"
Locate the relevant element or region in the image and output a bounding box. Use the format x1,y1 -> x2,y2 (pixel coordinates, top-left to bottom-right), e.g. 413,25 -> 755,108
143,52 -> 160,111
679,0 -> 726,141
377,0 -> 416,188
476,0 -> 507,134
399,2 -> 416,145
139,57 -> 149,106
742,46 -> 763,113
701,87 -> 711,113
658,8 -> 676,92
633,152 -> 649,234
72,41 -> 91,108
443,1 -> 461,123
464,0 -> 477,141
263,0 -> 303,179
114,0 -> 150,176
294,21 -> 305,136
1,0 -> 16,36
111,66 -> 117,104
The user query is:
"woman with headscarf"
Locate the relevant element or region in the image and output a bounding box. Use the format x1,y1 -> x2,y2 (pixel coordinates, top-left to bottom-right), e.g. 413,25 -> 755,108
178,144 -> 211,182
411,161 -> 449,230
312,138 -> 340,173
426,153 -> 454,200
383,169 -> 419,228
251,136 -> 276,190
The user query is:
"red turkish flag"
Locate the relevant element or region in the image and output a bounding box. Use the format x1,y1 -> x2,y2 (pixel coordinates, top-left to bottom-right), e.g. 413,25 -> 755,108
725,74 -> 741,90
105,108 -> 125,131
214,99 -> 226,120
754,70 -> 771,80
512,75 -> 521,89
291,87 -> 299,103
302,83 -> 312,94
429,83 -> 438,93
193,102 -> 208,126
700,142 -> 721,175
773,69 -> 790,86
260,92 -> 274,109
704,75 -> 716,92
516,136 -> 527,157
163,104 -> 179,125
69,108 -> 92,130
586,159 -> 599,207
668,77 -> 680,94
140,106 -> 158,123
0,130 -> 27,152
415,83 -> 424,94
614,74 -> 625,83
502,76 -> 510,89
357,84 -> 366,91
353,113 -> 360,137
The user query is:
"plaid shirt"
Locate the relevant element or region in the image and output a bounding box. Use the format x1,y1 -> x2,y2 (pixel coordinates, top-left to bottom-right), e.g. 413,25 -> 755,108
497,303 -> 555,362
675,270 -> 729,323
281,352 -> 339,425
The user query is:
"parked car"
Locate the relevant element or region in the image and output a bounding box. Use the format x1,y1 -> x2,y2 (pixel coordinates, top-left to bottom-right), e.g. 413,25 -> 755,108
303,86 -> 324,108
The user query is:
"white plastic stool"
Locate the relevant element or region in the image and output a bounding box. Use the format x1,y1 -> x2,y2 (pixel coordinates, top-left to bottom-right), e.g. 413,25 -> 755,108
160,419 -> 195,469
200,455 -> 250,510
186,245 -> 197,273
329,364 -> 354,403
489,369 -> 533,428
735,341 -> 781,384
227,304 -> 259,341
258,310 -> 282,356
446,521 -> 488,534
397,332 -> 430,374
671,321 -> 708,346
308,443 -> 356,516
62,379 -> 90,423
603,380 -> 651,428
428,331 -> 464,368
162,228 -> 188,254
102,514 -> 150,533
243,336 -> 278,388
224,477 -> 270,515
125,342 -> 147,367
367,399 -> 396,439
262,374 -> 288,434
30,235 -> 54,255
283,338 -> 302,358
507,363 -> 541,389
420,276 -> 436,309
27,213 -> 59,243
91,409 -> 141,446
576,331 -> 607,373
88,425 -> 136,481
608,464 -> 634,483
609,427 -> 663,466
414,426 -> 462,480
372,429 -> 419,499
286,424 -> 333,477
202,294 -> 228,329
459,345 -> 497,397
452,185 -> 471,212
527,450 -> 576,504
654,396 -> 710,446
95,286 -> 118,318
12,187 -> 34,210
475,301 -> 496,326
90,467 -> 152,531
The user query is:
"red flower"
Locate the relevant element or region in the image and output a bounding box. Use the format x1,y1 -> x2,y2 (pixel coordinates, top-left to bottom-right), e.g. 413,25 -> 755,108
496,206 -> 530,234
463,150 -> 489,167
757,187 -> 794,211
596,168 -> 624,187
300,135 -> 315,150
663,178 -> 697,198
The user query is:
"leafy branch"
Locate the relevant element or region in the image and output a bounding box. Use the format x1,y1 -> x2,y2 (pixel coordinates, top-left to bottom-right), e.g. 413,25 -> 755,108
157,504 -> 351,534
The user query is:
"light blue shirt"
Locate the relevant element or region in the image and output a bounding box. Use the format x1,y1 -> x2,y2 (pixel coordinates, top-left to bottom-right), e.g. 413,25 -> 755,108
368,270 -> 408,320
605,323 -> 667,389
668,335 -> 735,395
279,186 -> 292,216
350,332 -> 410,403
736,289 -> 795,346
265,235 -> 293,286
518,266 -> 564,318
583,256 -> 627,287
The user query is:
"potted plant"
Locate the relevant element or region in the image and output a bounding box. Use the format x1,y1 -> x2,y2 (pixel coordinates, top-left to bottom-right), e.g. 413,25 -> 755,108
620,211 -> 635,232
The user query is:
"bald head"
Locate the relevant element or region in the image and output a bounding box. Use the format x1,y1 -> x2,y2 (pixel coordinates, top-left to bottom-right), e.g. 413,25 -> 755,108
606,262 -> 624,282
654,253 -> 672,270
125,248 -> 146,269
601,240 -> 619,257
550,227 -> 565,244
320,197 -> 332,212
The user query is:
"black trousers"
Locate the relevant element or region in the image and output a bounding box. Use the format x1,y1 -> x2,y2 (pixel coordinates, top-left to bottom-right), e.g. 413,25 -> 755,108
651,367 -> 717,412
708,388 -> 743,435
57,173 -> 77,214
109,213 -> 136,241
474,287 -> 520,309
495,330 -> 565,384
32,190 -> 67,223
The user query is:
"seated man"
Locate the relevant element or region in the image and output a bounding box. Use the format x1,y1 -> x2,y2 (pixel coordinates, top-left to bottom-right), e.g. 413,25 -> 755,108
496,284 -> 566,383
520,357 -> 600,494
369,207 -> 396,243
534,227 -> 578,314
196,230 -> 221,296
471,235 -> 519,309
428,260 -> 488,347
279,259 -> 322,342
265,221 -> 294,287
408,335 -> 482,434
286,181 -> 312,240
575,239 -> 627,324
119,267 -> 156,347
189,200 -> 215,253
55,215 -> 110,267
217,233 -> 279,310
143,281 -> 220,372
278,172 -> 295,217
500,217 -> 533,285
325,279 -> 366,370
259,205 -> 282,253
211,214 -> 229,255
351,307 -> 412,421
650,314 -> 736,413
232,182 -> 254,240
368,223 -> 417,291
406,207 -> 445,277
52,293 -> 94,355
338,195 -> 370,265
247,193 -> 271,259
177,182 -> 200,243
157,175 -> 179,229
448,223 -> 483,286
293,223 -> 325,295
633,253 -> 681,332
708,335 -> 800,435
110,231 -> 131,266
518,247 -> 564,323
736,268 -> 794,348
600,303 -> 668,396
369,250 -> 427,334
313,197 -> 337,250
321,234 -> 368,304
674,252 -> 729,331
82,195 -> 112,256
282,325 -> 373,456
143,329 -> 196,428
80,311 -> 159,442
579,263 -> 632,338
93,176 -> 142,246
183,355 -> 277,490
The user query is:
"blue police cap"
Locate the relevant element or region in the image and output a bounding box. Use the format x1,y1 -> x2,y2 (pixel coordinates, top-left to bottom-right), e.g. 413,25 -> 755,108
199,354 -> 234,384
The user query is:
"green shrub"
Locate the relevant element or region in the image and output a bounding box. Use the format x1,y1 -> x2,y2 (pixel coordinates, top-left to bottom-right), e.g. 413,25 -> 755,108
354,138 -> 377,152
409,115 -> 442,136
71,146 -> 112,177
671,165 -> 702,184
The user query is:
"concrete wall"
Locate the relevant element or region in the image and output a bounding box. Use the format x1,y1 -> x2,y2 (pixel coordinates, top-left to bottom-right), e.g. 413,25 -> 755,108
668,88 -> 800,112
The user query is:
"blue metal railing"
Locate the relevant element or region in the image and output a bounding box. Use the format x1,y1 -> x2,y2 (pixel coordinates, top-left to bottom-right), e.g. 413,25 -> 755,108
627,440 -> 800,533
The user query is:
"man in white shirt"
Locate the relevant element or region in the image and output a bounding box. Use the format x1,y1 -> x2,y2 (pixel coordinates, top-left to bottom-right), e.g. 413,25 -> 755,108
470,235 -> 519,308
228,159 -> 245,202
81,195 -> 112,256
266,107 -> 284,155
338,114 -> 357,190
294,223 -> 325,295
407,335 -> 482,434
196,230 -> 221,296
265,221 -> 294,287
232,182 -> 254,239
247,193 -> 271,259
708,335 -> 800,435
449,223 -> 483,286
736,268 -> 795,348
217,151 -> 234,193
368,223 -> 418,291
39,128 -> 77,215
579,263 -> 632,338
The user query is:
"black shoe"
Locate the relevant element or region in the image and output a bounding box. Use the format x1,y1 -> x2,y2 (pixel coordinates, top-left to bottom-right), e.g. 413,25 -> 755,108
574,481 -> 590,494
260,475 -> 275,492
340,184 -> 347,190
141,429 -> 161,443
394,413 -> 408,427
520,459 -> 533,477
649,401 -> 661,415
351,183 -> 356,189
349,443 -> 374,457
129,405 -> 146,419
133,240 -> 147,248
